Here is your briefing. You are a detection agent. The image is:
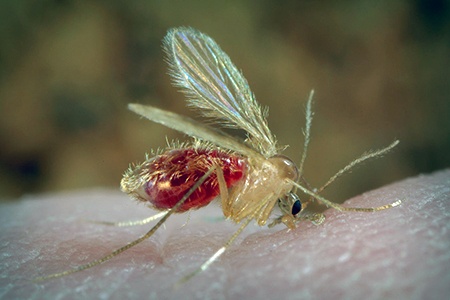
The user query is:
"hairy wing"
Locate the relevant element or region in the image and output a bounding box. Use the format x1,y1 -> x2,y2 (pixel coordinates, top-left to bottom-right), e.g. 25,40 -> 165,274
163,27 -> 278,157
128,104 -> 261,158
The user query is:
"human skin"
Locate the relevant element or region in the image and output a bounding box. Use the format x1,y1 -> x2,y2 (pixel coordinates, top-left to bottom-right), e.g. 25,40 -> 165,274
1,169 -> 449,299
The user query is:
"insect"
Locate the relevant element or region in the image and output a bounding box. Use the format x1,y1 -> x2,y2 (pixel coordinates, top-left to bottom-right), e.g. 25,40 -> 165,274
37,27 -> 401,283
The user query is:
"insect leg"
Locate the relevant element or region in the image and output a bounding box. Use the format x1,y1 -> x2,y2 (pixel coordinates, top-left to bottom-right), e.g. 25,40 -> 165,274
35,167 -> 217,281
216,165 -> 229,210
175,196 -> 270,287
175,217 -> 253,287
86,211 -> 168,227
298,212 -> 326,225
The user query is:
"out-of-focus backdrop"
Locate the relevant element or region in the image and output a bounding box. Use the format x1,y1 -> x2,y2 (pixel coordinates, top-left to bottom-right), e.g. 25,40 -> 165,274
0,1 -> 449,203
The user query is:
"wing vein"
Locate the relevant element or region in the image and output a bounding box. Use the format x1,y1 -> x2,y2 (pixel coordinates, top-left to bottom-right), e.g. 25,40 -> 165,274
164,27 -> 278,157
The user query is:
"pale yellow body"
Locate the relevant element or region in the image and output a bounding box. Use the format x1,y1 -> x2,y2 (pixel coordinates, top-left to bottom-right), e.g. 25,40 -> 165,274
223,155 -> 298,226
35,27 -> 401,284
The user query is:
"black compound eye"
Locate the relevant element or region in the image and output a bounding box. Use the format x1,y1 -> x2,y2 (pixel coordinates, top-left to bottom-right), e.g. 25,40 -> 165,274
291,199 -> 302,215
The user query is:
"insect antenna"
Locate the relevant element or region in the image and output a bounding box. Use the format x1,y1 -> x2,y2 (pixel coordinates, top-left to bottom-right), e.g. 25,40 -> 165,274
291,179 -> 401,212
315,140 -> 399,195
294,91 -> 400,210
298,90 -> 315,177
35,167 -> 217,282
291,141 -> 402,212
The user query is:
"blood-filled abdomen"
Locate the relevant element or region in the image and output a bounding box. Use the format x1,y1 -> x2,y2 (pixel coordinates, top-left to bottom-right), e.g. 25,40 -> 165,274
121,148 -> 246,212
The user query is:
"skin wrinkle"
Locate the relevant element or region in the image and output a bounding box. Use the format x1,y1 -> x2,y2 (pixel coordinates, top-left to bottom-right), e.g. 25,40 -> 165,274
0,169 -> 449,299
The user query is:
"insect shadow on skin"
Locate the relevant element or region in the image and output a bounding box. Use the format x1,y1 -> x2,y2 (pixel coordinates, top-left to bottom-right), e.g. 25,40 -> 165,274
35,27 -> 401,285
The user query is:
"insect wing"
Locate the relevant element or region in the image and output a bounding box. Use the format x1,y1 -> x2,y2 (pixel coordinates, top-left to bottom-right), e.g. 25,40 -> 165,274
128,103 -> 260,157
164,27 -> 278,157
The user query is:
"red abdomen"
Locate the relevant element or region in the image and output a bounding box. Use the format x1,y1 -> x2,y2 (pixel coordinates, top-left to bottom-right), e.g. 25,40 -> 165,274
139,148 -> 246,212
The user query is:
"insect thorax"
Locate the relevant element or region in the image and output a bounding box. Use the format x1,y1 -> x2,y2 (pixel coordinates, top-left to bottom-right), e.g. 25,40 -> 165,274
223,155 -> 298,226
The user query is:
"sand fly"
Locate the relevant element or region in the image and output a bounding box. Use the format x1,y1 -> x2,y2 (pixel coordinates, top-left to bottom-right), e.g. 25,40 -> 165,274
36,27 -> 401,283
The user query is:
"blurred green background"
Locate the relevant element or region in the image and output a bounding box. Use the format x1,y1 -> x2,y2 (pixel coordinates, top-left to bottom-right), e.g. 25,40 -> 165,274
0,0 -> 449,202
